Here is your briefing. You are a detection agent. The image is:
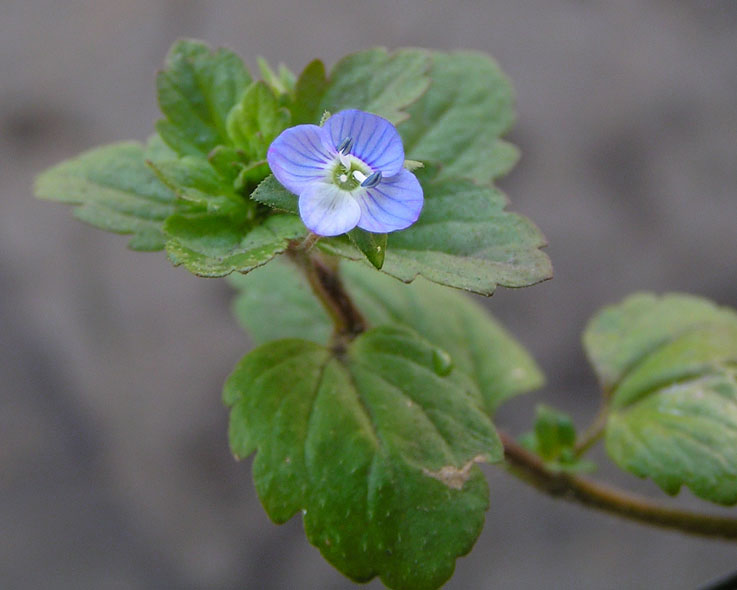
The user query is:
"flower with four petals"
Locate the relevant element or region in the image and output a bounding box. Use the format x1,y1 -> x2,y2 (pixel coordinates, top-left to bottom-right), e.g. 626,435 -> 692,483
267,109 -> 423,236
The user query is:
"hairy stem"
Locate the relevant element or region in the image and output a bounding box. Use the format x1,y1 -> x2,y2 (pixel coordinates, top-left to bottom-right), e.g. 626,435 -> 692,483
287,246 -> 366,346
501,431 -> 737,541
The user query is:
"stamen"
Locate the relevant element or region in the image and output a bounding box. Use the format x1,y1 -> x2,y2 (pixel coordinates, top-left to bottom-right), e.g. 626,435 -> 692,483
352,170 -> 367,184
337,136 -> 354,154
361,171 -> 382,188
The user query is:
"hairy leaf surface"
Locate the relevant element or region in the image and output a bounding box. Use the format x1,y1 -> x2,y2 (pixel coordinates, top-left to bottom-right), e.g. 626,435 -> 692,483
319,48 -> 431,125
156,40 -> 251,156
399,51 -> 518,183
35,142 -> 176,251
224,327 -> 501,589
320,168 -> 551,295
584,293 -> 737,503
164,212 -> 305,277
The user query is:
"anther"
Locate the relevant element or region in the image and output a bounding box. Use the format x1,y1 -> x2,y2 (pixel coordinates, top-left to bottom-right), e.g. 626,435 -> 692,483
337,136 -> 354,154
361,171 -> 382,188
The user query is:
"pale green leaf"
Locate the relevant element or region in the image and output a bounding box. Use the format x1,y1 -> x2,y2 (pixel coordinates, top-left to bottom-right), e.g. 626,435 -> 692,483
230,258 -> 543,413
399,51 -> 518,184
229,259 -> 331,345
319,48 -> 431,125
584,293 -> 737,504
224,327 -> 500,589
584,292 -> 737,394
257,57 -> 296,97
607,370 -> 737,504
35,141 -> 177,251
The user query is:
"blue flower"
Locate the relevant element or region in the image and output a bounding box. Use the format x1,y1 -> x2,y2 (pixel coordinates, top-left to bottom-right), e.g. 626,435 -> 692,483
267,109 -> 423,236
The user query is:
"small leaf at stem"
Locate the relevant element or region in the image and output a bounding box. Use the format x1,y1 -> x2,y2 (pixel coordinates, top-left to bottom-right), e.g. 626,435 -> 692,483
250,174 -> 299,214
348,228 -> 387,269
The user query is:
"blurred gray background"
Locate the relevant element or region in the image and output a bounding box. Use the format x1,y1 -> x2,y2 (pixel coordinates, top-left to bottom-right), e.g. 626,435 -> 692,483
2,1 -> 736,588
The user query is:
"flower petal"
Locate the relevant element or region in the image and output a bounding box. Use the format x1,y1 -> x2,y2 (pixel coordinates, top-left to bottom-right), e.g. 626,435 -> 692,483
324,110 -> 404,177
267,124 -> 334,195
298,183 -> 361,236
354,169 -> 424,233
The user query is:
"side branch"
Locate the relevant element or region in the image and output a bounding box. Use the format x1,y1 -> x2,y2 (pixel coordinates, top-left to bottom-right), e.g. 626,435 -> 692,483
501,431 -> 737,541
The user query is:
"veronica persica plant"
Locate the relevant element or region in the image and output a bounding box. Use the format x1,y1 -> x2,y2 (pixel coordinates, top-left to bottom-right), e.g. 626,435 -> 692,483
268,109 -> 423,236
34,40 -> 737,590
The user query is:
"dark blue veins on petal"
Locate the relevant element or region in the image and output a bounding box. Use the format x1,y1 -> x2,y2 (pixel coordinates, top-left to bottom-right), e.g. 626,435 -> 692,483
325,110 -> 404,176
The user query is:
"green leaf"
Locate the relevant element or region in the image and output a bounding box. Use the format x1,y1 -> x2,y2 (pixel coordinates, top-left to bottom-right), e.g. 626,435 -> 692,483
207,145 -> 248,184
399,52 -> 518,184
230,259 -> 543,413
257,57 -> 296,97
144,133 -> 179,163
519,405 -> 594,473
291,59 -> 328,125
584,293 -> 737,504
320,48 -> 431,125
321,167 -> 552,295
147,156 -> 240,213
224,326 -> 501,589
164,212 -> 305,277
35,141 -> 177,251
348,228 -> 387,269
531,404 -> 576,461
229,259 -> 331,345
250,174 -> 299,214
607,370 -> 737,504
584,293 -> 737,394
156,39 -> 251,156
226,81 -> 290,162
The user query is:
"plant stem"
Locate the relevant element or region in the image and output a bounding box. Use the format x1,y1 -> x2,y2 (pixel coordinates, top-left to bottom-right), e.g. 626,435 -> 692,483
288,245 -> 737,541
573,402 -> 608,457
501,431 -> 737,541
287,246 -> 366,347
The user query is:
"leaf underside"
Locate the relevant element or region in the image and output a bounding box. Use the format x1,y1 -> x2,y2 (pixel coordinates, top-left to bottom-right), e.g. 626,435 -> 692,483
35,142 -> 177,251
224,327 -> 501,590
584,293 -> 737,504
